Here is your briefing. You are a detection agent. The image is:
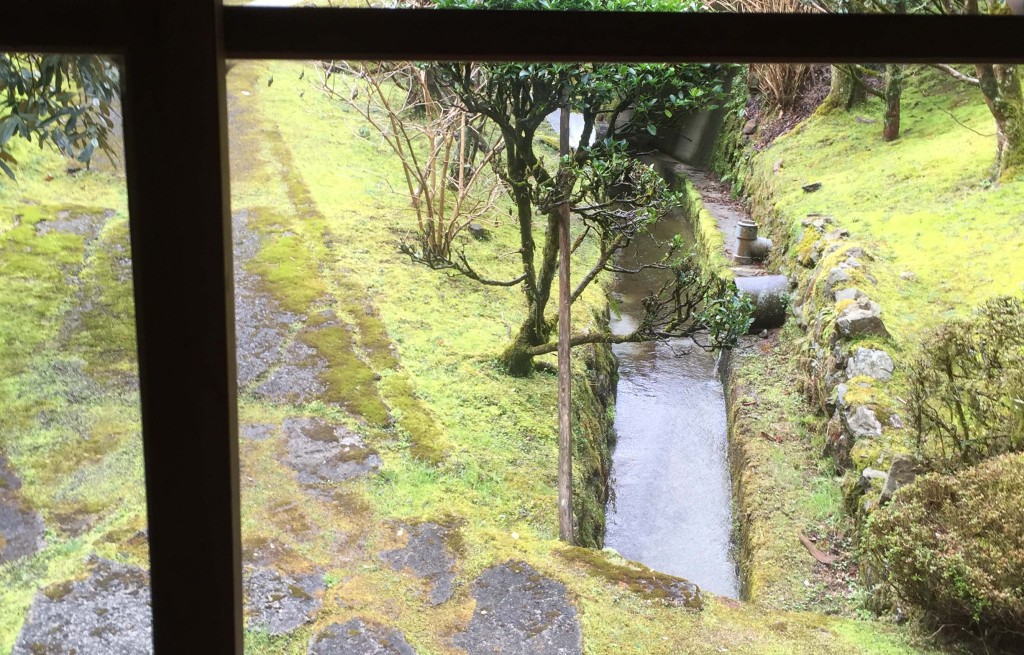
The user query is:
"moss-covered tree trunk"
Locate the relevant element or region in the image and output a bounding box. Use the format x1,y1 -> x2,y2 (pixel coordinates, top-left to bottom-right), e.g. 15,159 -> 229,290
819,65 -> 865,114
974,63 -> 1024,179
882,64 -> 904,142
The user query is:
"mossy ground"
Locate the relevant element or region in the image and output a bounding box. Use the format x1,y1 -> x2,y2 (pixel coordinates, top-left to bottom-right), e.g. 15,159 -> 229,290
725,328 -> 856,614
0,58 -> 940,654
0,124 -> 143,653
749,67 -> 1024,392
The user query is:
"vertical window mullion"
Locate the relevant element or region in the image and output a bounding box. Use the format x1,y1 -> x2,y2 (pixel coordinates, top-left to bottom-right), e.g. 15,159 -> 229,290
120,2 -> 242,653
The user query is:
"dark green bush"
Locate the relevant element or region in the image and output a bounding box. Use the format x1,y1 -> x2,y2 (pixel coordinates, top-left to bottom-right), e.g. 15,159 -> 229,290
863,452 -> 1024,635
908,296 -> 1024,471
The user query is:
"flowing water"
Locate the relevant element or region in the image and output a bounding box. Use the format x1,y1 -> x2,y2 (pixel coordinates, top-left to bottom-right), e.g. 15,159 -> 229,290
604,211 -> 740,598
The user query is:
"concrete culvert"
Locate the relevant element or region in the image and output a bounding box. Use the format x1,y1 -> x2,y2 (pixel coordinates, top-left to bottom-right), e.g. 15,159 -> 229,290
735,275 -> 789,331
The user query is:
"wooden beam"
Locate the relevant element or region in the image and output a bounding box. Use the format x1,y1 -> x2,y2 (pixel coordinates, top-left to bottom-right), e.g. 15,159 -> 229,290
1,0 -> 127,53
120,2 -> 242,653
557,107 -> 574,545
222,9 -> 1024,63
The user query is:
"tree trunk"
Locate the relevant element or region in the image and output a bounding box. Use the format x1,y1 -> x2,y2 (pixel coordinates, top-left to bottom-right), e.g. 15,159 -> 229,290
819,65 -> 864,114
883,64 -> 904,142
974,63 -> 1024,179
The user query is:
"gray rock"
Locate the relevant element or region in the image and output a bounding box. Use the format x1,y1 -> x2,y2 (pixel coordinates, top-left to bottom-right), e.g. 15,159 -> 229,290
861,467 -> 888,480
742,119 -> 758,135
808,241 -> 824,265
899,271 -> 916,281
845,405 -> 883,440
309,619 -> 418,655
846,348 -> 895,382
825,227 -> 850,240
889,414 -> 905,429
244,567 -> 324,635
381,523 -> 457,605
0,456 -> 45,564
834,287 -> 865,303
13,558 -> 152,655
825,267 -> 851,296
879,455 -> 922,506
467,223 -> 490,240
282,417 -> 381,489
834,383 -> 848,410
836,298 -> 889,339
34,210 -> 113,242
453,561 -> 581,655
0,504 -> 45,564
253,340 -> 328,404
844,257 -> 863,269
241,423 -> 276,442
233,211 -> 303,390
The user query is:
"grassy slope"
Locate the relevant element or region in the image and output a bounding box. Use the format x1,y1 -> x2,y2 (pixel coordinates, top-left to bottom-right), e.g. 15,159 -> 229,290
0,58 -> 935,654
750,68 -> 1024,395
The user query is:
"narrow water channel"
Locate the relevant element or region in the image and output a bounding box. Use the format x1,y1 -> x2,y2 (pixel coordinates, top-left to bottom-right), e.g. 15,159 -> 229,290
604,210 -> 740,599
544,112 -> 739,596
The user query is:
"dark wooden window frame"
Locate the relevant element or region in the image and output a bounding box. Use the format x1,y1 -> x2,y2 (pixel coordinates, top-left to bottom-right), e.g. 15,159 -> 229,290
4,3 -> 1022,653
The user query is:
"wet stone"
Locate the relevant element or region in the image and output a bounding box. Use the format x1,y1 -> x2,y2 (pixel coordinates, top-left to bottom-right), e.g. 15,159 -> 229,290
241,423 -> 276,442
0,456 -> 45,564
252,341 -> 327,404
381,523 -> 457,605
233,210 -> 308,391
12,557 -> 152,655
846,348 -> 895,382
244,566 -> 324,636
453,561 -> 582,655
282,418 -> 381,489
34,210 -> 113,242
235,273 -> 301,390
845,405 -> 883,439
309,619 -> 419,655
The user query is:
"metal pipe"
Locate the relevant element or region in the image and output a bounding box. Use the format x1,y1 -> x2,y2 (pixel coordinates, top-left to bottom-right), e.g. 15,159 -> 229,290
734,275 -> 789,330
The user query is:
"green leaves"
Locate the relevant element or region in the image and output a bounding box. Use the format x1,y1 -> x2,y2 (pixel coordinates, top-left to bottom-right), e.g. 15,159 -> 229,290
1,53 -> 119,180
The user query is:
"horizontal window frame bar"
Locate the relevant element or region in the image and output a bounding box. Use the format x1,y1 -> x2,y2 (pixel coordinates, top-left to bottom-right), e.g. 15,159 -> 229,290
223,9 -> 1024,63
4,6 -> 1024,62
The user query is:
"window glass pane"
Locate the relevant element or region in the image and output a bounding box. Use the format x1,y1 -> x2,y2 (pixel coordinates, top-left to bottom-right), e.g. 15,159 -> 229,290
230,57 -> 1024,654
0,53 -> 151,654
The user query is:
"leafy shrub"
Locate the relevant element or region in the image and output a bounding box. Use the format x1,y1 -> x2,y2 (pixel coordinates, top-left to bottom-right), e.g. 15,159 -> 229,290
908,296 -> 1024,471
863,453 -> 1024,635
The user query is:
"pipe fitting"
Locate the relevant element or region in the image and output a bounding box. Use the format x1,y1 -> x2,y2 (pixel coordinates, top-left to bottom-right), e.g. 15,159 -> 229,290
733,220 -> 773,264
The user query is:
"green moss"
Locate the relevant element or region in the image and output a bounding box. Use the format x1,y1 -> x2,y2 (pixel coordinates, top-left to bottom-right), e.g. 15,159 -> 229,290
0,58 -> 946,654
299,325 -> 390,426
252,233 -> 328,314
570,339 -> 617,549
558,546 -> 702,609
725,325 -> 857,614
678,178 -> 734,282
379,372 -> 448,465
843,376 -> 877,407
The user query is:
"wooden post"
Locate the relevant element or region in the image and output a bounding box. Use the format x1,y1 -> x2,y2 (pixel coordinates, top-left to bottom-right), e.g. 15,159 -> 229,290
557,107 -> 574,545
